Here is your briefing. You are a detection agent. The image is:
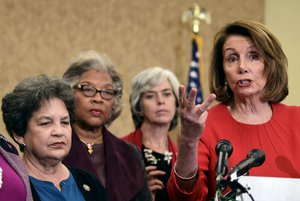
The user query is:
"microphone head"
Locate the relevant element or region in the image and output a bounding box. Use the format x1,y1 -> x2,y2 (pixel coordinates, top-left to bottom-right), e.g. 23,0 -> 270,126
247,149 -> 265,167
215,139 -> 233,157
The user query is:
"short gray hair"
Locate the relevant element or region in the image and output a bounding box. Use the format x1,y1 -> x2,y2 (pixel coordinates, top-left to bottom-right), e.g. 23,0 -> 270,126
130,67 -> 179,131
63,50 -> 123,125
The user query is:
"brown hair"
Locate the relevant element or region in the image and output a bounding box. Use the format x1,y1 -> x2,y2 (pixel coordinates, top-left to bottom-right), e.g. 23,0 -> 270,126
209,20 -> 288,104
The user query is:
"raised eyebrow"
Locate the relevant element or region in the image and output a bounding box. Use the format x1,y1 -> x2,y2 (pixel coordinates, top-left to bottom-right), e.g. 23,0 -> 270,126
245,44 -> 258,51
223,47 -> 236,52
224,51 -> 239,57
223,49 -> 238,57
248,49 -> 259,53
224,44 -> 257,52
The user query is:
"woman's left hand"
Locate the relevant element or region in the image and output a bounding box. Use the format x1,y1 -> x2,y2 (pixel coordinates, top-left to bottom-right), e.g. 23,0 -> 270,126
146,165 -> 166,200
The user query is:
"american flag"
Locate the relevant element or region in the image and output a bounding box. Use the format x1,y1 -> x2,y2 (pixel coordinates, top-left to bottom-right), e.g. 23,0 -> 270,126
187,34 -> 204,104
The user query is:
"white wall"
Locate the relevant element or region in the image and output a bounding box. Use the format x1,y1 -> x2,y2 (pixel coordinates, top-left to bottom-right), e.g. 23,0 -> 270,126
265,0 -> 300,105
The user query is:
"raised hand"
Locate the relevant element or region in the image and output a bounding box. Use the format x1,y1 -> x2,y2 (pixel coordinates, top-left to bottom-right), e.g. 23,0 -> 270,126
178,85 -> 216,142
174,85 -> 216,190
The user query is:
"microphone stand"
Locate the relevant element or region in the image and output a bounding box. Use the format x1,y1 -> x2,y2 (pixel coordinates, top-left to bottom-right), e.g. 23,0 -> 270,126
214,148 -> 230,201
215,148 -> 265,201
224,180 -> 248,199
215,173 -> 255,201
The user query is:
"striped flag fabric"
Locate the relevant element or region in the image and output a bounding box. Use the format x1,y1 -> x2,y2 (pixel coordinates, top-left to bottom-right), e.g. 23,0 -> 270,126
187,33 -> 204,104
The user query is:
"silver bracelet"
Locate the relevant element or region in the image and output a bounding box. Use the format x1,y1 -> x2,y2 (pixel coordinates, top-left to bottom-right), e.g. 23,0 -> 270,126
173,163 -> 198,180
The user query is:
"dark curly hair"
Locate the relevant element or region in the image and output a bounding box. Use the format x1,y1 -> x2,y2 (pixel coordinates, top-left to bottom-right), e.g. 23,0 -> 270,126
2,74 -> 75,151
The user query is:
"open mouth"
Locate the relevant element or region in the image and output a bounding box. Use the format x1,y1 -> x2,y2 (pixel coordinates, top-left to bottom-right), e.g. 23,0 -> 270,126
238,79 -> 251,86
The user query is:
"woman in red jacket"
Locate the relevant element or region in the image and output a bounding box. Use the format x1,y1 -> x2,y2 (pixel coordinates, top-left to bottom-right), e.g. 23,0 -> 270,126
123,67 -> 179,201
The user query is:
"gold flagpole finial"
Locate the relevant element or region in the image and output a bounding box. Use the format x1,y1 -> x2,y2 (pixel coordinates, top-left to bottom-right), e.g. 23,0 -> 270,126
182,3 -> 211,34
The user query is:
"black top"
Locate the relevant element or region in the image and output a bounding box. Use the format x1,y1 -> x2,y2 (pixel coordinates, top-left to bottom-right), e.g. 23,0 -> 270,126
142,145 -> 172,201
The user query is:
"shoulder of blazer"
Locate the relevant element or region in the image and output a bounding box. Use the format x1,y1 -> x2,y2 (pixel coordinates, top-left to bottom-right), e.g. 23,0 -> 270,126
68,167 -> 108,201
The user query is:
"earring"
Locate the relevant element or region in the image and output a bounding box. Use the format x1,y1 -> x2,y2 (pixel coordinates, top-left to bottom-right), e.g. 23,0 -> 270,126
225,81 -> 231,100
21,143 -> 26,148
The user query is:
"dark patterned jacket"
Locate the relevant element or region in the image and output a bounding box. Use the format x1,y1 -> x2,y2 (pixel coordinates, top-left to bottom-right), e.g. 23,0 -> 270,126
63,127 -> 152,201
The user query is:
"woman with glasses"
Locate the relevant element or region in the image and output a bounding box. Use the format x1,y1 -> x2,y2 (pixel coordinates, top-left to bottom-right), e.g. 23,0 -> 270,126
62,50 -> 152,201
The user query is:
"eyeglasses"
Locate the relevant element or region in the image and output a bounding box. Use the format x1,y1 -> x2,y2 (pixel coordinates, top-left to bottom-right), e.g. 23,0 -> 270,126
75,84 -> 117,100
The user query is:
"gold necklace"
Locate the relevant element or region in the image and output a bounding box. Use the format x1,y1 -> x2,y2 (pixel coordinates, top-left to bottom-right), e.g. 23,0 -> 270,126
79,139 -> 94,154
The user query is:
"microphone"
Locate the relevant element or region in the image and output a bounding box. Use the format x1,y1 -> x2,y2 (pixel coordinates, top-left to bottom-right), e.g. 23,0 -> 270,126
215,139 -> 233,177
226,149 -> 265,181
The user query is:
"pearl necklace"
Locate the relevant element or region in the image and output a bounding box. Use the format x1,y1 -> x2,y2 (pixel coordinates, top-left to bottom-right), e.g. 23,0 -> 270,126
0,167 -> 3,189
79,139 -> 94,154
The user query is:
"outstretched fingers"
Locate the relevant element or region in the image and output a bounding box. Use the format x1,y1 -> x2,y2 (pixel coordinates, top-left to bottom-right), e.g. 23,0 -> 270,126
179,85 -> 216,115
196,94 -> 216,116
186,88 -> 198,112
178,85 -> 186,108
178,85 -> 198,112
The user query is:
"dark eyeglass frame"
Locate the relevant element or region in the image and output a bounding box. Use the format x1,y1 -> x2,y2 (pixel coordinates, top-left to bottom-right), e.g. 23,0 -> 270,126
75,84 -> 117,100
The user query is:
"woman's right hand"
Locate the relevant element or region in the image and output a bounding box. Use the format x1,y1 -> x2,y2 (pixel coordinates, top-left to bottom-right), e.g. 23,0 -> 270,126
174,85 -> 216,190
146,165 -> 166,201
178,85 -> 216,142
